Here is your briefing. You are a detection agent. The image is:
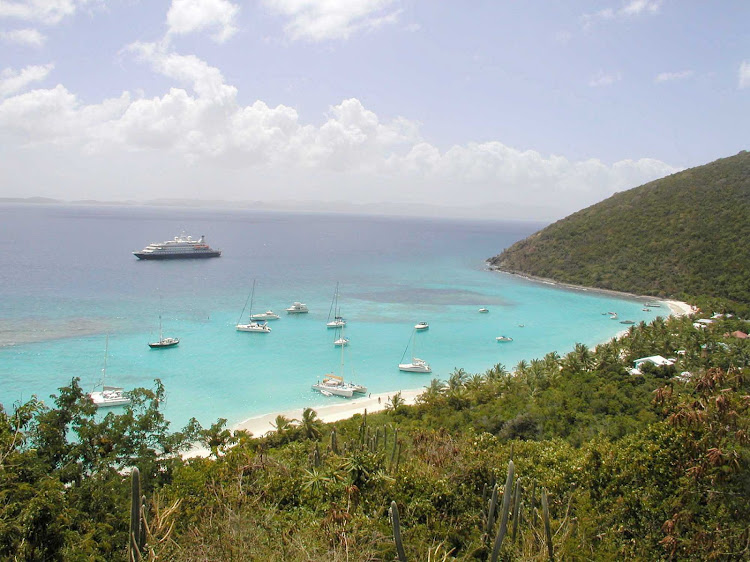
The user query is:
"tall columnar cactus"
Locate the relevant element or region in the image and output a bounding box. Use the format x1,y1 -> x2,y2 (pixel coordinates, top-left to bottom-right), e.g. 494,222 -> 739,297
541,488 -> 553,561
484,483 -> 499,538
313,442 -> 322,467
389,501 -> 407,562
530,480 -> 537,527
390,429 -> 399,465
129,467 -> 145,561
511,478 -> 522,543
330,428 -> 339,455
490,459 -> 515,562
480,483 -> 489,527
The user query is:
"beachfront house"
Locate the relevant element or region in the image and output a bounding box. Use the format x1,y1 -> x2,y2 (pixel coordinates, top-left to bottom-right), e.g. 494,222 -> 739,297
629,355 -> 675,375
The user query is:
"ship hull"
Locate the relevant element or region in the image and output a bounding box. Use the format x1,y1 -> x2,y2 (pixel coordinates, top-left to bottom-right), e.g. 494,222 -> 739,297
134,251 -> 221,260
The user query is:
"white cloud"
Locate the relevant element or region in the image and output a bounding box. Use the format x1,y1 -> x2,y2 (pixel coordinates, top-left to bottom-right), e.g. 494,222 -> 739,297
0,63 -> 53,98
620,0 -> 662,16
582,0 -> 661,28
0,0 -> 93,26
0,45 -> 677,219
128,41 -> 236,101
0,27 -> 46,47
739,61 -> 750,90
166,0 -> 239,43
264,0 -> 402,41
588,71 -> 622,87
654,70 -> 694,83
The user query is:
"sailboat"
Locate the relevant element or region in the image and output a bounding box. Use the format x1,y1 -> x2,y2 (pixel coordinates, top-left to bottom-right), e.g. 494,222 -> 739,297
236,279 -> 272,333
313,334 -> 366,397
398,328 -> 432,373
148,313 -> 179,348
334,324 -> 349,347
89,335 -> 131,407
326,282 -> 346,328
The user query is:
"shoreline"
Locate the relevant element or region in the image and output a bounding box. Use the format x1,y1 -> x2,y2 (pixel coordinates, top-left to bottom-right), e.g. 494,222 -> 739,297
487,266 -> 695,317
182,282 -> 695,459
234,388 -> 423,437
183,389 -> 424,458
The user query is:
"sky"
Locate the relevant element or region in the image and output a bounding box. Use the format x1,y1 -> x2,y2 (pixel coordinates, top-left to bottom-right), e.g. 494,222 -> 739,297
0,0 -> 747,220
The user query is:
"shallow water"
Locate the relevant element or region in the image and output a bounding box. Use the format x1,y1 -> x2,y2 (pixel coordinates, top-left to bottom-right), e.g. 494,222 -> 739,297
0,204 -> 663,428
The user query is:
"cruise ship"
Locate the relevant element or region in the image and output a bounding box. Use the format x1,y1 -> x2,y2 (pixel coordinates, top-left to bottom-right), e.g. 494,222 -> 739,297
133,234 -> 221,260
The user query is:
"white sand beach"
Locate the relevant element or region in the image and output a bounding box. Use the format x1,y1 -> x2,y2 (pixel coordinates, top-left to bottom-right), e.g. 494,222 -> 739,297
234,388 -> 424,437
182,388 -> 424,458
663,299 -> 695,317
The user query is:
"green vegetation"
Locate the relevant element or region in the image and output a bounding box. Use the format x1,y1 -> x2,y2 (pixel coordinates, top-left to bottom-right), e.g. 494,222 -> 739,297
2,311 -> 749,560
488,151 -> 750,307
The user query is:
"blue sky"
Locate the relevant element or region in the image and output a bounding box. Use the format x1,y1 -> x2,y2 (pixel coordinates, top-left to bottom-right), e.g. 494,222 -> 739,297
0,1 -> 747,219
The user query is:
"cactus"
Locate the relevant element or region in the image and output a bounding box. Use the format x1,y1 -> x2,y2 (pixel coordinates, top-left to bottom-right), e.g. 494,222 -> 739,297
490,459 -> 515,562
330,428 -> 339,454
374,427 -> 381,451
480,482 -> 489,526
313,442 -> 321,467
389,501 -> 407,562
541,487 -> 553,561
390,428 -> 399,465
484,483 -> 499,538
530,480 -> 537,527
511,478 -> 522,543
129,467 -> 144,561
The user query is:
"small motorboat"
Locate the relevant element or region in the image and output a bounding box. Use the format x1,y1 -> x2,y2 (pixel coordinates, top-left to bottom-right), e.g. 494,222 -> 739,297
478,308 -> 489,313
251,310 -> 280,320
414,321 -> 429,330
286,302 -> 309,314
496,335 -> 513,342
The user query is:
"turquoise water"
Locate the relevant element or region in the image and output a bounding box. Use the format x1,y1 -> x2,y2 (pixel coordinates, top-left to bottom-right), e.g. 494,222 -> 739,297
0,205 -> 664,429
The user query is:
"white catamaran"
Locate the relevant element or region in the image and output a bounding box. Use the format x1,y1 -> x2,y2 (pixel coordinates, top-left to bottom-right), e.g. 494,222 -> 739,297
89,335 -> 131,407
398,328 -> 432,373
313,336 -> 366,397
236,279 -> 272,333
326,282 -> 346,328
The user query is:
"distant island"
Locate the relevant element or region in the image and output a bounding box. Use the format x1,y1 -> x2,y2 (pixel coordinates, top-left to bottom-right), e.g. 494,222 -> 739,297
488,150 -> 750,307
0,195 -> 547,222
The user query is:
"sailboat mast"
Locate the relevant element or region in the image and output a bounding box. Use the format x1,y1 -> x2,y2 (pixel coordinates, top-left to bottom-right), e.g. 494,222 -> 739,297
248,279 -> 256,319
102,335 -> 109,385
328,282 -> 339,322
236,280 -> 255,324
399,329 -> 413,363
340,326 -> 345,376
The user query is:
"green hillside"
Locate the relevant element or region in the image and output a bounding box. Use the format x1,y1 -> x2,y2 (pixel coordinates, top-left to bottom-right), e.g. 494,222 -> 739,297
489,151 -> 750,303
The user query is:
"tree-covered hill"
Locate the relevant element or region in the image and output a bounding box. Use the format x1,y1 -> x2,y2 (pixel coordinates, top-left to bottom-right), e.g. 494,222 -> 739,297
488,151 -> 750,303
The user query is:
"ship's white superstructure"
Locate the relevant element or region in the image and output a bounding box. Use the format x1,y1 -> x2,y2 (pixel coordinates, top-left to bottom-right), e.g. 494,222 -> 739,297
134,234 -> 221,259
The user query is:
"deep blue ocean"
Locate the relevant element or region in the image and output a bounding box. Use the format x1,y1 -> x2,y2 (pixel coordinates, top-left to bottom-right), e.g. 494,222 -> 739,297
0,204 -> 663,429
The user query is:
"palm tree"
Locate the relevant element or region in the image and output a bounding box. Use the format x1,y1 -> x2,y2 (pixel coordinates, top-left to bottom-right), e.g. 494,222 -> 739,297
514,359 -> 529,377
300,408 -> 323,440
420,378 -> 446,403
448,368 -> 468,391
386,392 -> 405,412
271,414 -> 295,434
